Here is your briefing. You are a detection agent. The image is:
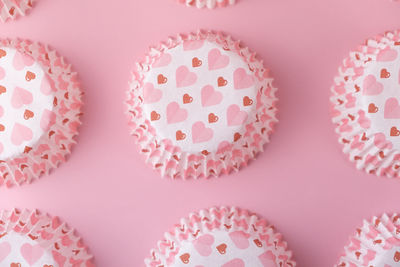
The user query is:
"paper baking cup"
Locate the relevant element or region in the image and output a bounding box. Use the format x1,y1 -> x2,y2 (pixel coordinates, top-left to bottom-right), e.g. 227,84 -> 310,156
0,209 -> 94,267
126,30 -> 278,179
145,207 -> 295,267
0,39 -> 82,187
336,213 -> 400,267
0,0 -> 34,22
176,0 -> 236,9
331,30 -> 400,178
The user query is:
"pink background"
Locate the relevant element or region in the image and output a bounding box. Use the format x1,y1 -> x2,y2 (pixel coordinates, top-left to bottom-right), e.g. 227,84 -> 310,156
0,0 -> 400,266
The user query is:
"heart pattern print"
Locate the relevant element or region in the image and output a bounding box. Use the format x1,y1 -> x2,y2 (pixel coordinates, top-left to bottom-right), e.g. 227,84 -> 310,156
0,39 -> 83,187
176,0 -> 236,9
0,209 -> 94,267
127,30 -> 278,178
336,213 -> 400,267
145,207 -> 295,267
331,30 -> 400,178
0,0 -> 34,22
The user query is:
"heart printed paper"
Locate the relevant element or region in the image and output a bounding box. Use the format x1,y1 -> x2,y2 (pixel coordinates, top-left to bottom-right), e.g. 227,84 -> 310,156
0,209 -> 94,267
127,30 -> 278,178
176,0 -> 236,9
145,207 -> 295,267
331,30 -> 400,178
0,0 -> 34,22
0,39 -> 82,187
336,213 -> 400,267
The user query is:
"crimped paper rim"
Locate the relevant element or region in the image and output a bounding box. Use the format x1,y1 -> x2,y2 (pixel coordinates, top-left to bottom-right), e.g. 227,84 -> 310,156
0,209 -> 94,266
0,0 -> 34,22
145,206 -> 295,267
176,0 -> 236,9
336,213 -> 400,267
0,39 -> 83,187
330,30 -> 400,178
126,29 -> 278,179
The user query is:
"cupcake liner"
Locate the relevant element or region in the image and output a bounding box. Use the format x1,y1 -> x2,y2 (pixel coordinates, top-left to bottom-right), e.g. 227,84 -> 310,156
336,213 -> 400,267
331,30 -> 400,178
145,206 -> 295,267
126,30 -> 278,179
0,0 -> 34,22
0,39 -> 83,187
176,0 -> 236,9
0,209 -> 94,267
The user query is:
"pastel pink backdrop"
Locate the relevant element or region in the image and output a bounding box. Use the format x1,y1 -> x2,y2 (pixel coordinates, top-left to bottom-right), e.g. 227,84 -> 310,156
0,0 -> 399,266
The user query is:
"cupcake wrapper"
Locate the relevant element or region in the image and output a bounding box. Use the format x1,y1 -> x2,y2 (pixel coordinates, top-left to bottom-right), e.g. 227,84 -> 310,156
331,30 -> 400,178
336,213 -> 400,267
177,0 -> 236,9
126,30 -> 278,179
0,209 -> 94,267
0,0 -> 33,22
145,206 -> 295,267
0,39 -> 83,187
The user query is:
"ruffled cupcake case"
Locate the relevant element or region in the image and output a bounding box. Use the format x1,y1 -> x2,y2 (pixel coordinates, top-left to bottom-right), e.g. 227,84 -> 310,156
0,39 -> 82,187
337,213 -> 400,267
331,30 -> 400,178
0,209 -> 94,267
126,30 -> 277,178
146,207 -> 295,267
0,0 -> 34,22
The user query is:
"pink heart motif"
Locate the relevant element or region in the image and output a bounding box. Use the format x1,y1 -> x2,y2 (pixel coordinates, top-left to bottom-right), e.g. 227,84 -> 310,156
40,76 -> 55,95
227,104 -> 248,126
221,258 -> 245,267
377,47 -> 398,62
229,231 -> 250,249
152,53 -> 172,68
40,109 -> 57,131
0,242 -> 11,262
166,102 -> 188,124
20,243 -> 45,265
234,68 -> 254,90
193,234 -> 215,257
11,87 -> 33,109
362,75 -> 384,96
384,97 -> 400,119
201,85 -> 223,107
176,66 -> 197,88
192,121 -> 213,143
208,48 -> 230,70
143,83 -> 163,104
258,251 -> 277,267
374,133 -> 393,150
11,123 -> 33,145
183,40 -> 205,51
13,51 -> 35,71
0,67 -> 5,80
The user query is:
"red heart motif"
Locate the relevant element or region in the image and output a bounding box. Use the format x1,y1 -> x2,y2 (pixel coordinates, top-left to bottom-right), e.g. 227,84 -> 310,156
394,251 -> 400,262
208,113 -> 219,123
234,132 -> 241,142
391,127 -> 400,137
0,49 -> 6,58
192,57 -> 202,67
157,74 -> 168,84
217,77 -> 228,87
183,93 -> 193,104
180,253 -> 190,264
0,124 -> 5,131
24,109 -> 34,120
243,96 -> 253,106
216,243 -> 227,254
368,103 -> 378,113
380,68 -> 391,79
253,239 -> 263,247
176,130 -> 186,141
25,71 -> 36,82
150,111 -> 160,121
0,85 -> 6,95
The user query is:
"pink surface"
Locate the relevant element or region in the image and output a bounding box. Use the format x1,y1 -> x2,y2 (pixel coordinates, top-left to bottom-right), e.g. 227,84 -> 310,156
0,0 -> 399,266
